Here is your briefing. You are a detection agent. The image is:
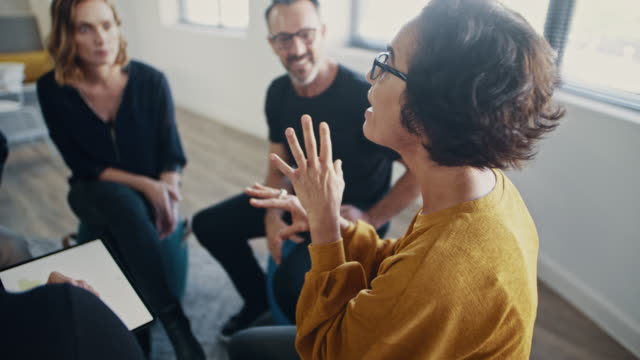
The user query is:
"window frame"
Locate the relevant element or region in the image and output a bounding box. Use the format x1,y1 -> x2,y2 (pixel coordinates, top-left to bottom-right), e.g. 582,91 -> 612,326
349,0 -> 640,112
177,0 -> 247,30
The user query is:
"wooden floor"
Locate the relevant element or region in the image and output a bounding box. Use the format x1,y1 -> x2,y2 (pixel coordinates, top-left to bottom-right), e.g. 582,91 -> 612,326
0,108 -> 636,360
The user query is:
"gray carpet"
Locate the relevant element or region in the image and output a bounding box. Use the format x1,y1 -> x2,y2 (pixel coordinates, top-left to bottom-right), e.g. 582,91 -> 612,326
27,235 -> 269,360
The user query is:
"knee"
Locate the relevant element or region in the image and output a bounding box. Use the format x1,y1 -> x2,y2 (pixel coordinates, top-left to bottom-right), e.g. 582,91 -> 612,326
191,209 -> 211,241
71,182 -> 149,219
97,185 -> 152,223
228,327 -> 297,360
228,329 -> 255,360
228,326 -> 299,360
192,200 -> 243,245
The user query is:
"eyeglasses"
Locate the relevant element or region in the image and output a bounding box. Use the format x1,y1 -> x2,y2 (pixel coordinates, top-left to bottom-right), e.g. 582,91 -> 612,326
270,28 -> 317,50
370,52 -> 407,82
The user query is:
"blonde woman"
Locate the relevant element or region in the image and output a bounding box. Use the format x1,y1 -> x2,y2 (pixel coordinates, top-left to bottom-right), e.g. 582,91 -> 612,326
37,0 -> 204,358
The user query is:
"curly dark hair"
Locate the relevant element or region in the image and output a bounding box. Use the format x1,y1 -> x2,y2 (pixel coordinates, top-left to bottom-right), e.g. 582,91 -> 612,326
402,0 -> 565,169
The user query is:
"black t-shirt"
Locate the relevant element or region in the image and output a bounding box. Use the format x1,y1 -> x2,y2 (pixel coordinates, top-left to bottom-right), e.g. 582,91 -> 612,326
266,65 -> 399,210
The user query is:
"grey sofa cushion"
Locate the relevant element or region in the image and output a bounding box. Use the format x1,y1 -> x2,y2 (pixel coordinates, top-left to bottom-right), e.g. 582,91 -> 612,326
0,16 -> 43,53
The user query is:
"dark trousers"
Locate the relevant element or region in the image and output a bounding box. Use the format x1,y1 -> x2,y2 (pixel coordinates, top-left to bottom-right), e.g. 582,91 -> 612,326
228,326 -> 298,360
68,181 -> 178,314
192,192 -> 389,323
192,193 -> 269,312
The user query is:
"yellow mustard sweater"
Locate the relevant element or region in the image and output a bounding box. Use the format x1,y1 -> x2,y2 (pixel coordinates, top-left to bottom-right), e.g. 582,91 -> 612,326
296,170 -> 539,360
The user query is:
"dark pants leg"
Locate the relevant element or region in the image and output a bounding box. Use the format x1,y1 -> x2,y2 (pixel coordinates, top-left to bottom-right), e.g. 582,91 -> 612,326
192,193 -> 268,310
228,326 -> 298,360
274,222 -> 390,323
68,181 -> 177,313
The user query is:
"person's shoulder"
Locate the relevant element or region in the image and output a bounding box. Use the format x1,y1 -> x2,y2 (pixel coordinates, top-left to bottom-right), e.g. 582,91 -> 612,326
418,210 -> 534,279
266,73 -> 293,105
267,73 -> 291,93
36,69 -> 59,91
336,64 -> 369,88
128,60 -> 166,82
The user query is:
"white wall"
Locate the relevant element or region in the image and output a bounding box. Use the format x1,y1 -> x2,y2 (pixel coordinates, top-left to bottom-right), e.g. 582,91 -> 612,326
37,0 -> 640,356
508,97 -> 640,356
112,0 -> 354,140
0,0 -> 31,16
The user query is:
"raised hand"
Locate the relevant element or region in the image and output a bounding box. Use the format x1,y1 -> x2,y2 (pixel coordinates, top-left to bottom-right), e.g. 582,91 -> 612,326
269,115 -> 345,245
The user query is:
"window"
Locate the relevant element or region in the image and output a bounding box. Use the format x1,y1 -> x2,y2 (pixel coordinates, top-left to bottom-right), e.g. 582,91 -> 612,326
351,0 -> 547,50
179,0 -> 249,29
351,0 -> 640,110
560,0 -> 640,108
351,0 -> 424,49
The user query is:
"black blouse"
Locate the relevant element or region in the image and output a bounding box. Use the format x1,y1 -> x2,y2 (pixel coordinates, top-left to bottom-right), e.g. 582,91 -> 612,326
37,60 -> 186,183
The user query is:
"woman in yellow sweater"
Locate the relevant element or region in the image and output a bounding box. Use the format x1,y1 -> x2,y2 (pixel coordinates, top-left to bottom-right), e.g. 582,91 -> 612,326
230,0 -> 564,359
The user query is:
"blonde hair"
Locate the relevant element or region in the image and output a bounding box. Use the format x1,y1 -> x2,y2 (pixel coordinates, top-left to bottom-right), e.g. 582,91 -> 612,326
46,0 -> 129,85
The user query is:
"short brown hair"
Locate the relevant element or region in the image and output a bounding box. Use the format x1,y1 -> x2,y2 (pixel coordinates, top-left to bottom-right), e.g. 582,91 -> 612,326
264,0 -> 320,25
46,0 -> 128,85
402,0 -> 565,169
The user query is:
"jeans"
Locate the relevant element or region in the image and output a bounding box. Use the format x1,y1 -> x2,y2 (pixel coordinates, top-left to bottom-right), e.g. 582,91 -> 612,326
193,192 -> 389,322
68,181 -> 178,313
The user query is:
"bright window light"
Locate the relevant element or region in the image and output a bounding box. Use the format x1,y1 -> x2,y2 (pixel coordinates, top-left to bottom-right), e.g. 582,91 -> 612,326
352,0 -> 640,109
561,0 -> 640,99
353,0 -> 546,47
180,0 -> 249,29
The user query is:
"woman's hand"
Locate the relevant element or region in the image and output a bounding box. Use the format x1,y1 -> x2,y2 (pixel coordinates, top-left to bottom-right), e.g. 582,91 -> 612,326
160,171 -> 183,207
47,271 -> 100,297
141,179 -> 179,238
246,183 -> 308,263
269,115 -> 345,245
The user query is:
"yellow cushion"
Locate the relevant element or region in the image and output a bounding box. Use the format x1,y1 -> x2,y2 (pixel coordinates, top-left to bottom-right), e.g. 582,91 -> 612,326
0,51 -> 53,83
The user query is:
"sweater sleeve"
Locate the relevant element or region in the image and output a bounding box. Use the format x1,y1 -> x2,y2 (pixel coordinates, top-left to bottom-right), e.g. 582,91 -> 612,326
340,220 -> 398,283
295,220 -> 401,359
295,220 -> 531,359
155,73 -> 186,172
37,77 -> 107,180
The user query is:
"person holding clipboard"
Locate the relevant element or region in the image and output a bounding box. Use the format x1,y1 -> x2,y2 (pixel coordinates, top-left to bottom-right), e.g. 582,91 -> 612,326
0,271 -> 146,360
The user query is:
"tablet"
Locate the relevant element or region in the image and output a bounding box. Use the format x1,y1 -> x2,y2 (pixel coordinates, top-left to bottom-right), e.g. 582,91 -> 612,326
0,239 -> 154,332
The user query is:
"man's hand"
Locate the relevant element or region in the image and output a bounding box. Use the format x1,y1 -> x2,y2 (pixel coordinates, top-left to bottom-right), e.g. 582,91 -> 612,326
47,271 -> 100,297
249,184 -> 307,264
340,205 -> 372,225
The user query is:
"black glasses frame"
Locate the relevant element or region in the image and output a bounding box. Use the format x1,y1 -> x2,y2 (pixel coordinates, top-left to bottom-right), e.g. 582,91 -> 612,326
269,28 -> 317,50
370,52 -> 407,82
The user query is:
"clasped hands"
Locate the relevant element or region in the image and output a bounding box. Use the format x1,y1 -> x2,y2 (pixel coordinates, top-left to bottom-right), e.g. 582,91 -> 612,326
143,175 -> 182,239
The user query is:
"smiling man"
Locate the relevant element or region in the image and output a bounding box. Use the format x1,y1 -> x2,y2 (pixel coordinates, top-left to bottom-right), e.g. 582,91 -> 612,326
192,0 -> 419,337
